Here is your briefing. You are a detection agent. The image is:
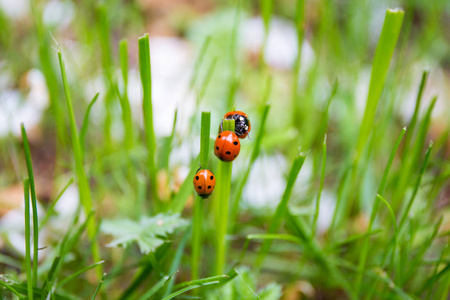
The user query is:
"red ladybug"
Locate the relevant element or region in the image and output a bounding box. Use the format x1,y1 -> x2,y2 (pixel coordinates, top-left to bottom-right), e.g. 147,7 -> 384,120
214,131 -> 241,162
193,169 -> 216,198
220,111 -> 251,139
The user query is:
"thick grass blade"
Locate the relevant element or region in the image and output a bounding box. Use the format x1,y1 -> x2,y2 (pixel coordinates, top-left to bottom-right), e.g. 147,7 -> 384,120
57,49 -> 100,274
247,234 -> 302,244
355,8 -> 404,162
231,82 -> 272,226
118,39 -> 134,150
137,276 -> 170,300
312,135 -> 327,235
96,3 -> 113,150
356,127 -> 406,293
23,178 -> 33,300
192,112 -> 211,280
21,124 -> 39,285
256,152 -> 306,269
215,119 -> 235,275
79,93 -> 99,153
138,34 -> 158,203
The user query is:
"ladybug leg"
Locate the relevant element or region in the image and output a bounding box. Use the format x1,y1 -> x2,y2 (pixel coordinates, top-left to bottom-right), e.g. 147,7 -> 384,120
247,132 -> 253,141
196,165 -> 202,173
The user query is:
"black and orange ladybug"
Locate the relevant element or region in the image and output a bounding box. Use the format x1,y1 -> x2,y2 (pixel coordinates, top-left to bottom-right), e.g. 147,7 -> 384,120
193,169 -> 216,198
214,131 -> 241,162
220,111 -> 251,139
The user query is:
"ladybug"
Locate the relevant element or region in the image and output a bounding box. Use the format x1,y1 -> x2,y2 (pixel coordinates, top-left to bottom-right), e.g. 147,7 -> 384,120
214,131 -> 241,162
193,169 -> 216,198
220,111 -> 251,139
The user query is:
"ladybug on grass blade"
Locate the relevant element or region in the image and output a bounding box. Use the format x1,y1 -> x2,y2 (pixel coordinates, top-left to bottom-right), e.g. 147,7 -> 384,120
193,169 -> 216,198
220,111 -> 251,139
214,131 -> 241,162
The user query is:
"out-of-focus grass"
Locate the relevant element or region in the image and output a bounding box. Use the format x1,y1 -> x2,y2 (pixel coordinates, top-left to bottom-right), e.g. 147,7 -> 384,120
0,0 -> 449,299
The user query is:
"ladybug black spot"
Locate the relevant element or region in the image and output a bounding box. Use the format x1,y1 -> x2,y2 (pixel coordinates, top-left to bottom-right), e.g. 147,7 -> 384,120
226,151 -> 231,155
233,141 -> 238,145
234,155 -> 237,157
210,176 -> 214,180
216,146 -> 219,150
197,186 -> 202,189
207,186 -> 211,189
195,176 -> 199,180
218,135 -> 221,138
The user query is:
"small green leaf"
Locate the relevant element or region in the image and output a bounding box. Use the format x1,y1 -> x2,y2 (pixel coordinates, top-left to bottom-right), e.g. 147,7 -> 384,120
101,214 -> 187,254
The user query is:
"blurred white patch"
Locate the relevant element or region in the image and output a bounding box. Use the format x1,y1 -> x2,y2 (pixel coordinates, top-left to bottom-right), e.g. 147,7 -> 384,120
243,153 -> 287,208
43,0 -> 74,29
0,0 -> 28,19
0,69 -> 48,137
53,185 -> 80,217
241,16 -> 315,71
354,68 -> 371,117
0,199 -> 48,260
317,190 -> 336,234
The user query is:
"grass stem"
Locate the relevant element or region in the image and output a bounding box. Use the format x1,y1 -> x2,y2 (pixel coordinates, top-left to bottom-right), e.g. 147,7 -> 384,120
23,178 -> 33,300
21,124 -> 39,285
215,119 -> 235,275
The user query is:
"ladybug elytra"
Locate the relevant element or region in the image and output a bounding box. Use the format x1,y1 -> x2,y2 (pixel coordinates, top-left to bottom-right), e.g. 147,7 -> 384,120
214,131 -> 241,162
193,169 -> 216,198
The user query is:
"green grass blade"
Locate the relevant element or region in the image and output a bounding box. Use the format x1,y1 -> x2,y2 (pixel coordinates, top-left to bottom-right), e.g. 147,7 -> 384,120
0,280 -> 24,298
171,156 -> 200,213
57,260 -> 105,288
246,234 -> 302,244
312,135 -> 327,235
215,119 -> 235,275
174,275 -> 229,290
21,124 -> 39,285
421,243 -> 449,297
403,70 -> 429,152
402,218 -> 443,285
192,112 -> 211,280
284,209 -> 357,299
40,178 -> 74,228
231,84 -> 272,225
197,57 -> 218,103
356,127 -> 406,293
261,0 -> 273,34
162,229 -> 190,297
91,273 -> 106,300
23,178 -> 33,300
162,281 -> 219,300
57,49 -> 100,276
190,35 -> 212,89
355,8 -> 404,161
139,34 -> 158,203
119,39 -> 134,150
398,142 -> 433,231
137,275 -> 170,300
255,152 -> 306,269
40,255 -> 61,300
79,93 -> 99,153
